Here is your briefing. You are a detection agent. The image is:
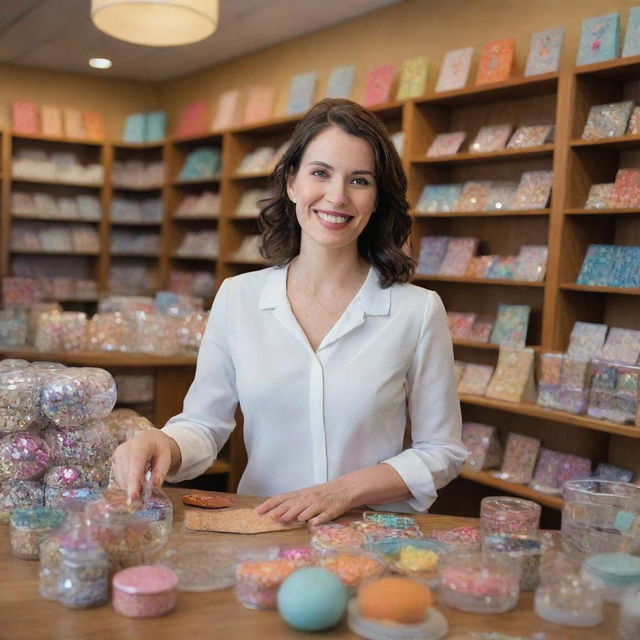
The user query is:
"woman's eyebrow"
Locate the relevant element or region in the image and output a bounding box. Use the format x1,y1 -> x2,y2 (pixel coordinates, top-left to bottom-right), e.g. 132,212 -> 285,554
306,160 -> 374,176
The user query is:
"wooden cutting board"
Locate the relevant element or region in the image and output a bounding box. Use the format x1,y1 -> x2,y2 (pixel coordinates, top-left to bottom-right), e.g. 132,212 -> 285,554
184,507 -> 307,534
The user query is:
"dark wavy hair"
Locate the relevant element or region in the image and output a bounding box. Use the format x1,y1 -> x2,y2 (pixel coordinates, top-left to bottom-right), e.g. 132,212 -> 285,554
259,98 -> 414,288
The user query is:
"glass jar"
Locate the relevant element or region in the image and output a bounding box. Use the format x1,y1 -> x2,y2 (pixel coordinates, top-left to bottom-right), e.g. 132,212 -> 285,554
438,552 -> 520,613
534,574 -> 603,627
481,496 -> 541,535
0,479 -> 44,523
9,506 -> 65,559
580,553 -> 640,604
112,565 -> 178,618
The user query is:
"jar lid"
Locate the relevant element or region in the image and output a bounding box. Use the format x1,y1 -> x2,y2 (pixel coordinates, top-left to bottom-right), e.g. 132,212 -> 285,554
113,565 -> 178,595
9,506 -> 65,529
583,553 -> 640,586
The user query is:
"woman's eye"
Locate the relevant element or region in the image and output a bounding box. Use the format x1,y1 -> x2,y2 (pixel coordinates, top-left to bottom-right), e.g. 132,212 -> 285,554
311,169 -> 328,178
352,177 -> 370,186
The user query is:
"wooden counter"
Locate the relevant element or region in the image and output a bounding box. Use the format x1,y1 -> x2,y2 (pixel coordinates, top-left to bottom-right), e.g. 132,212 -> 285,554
0,489 -> 619,639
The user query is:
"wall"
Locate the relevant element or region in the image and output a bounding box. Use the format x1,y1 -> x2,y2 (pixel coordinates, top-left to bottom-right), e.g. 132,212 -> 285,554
159,0 -> 640,132
0,65 -> 159,139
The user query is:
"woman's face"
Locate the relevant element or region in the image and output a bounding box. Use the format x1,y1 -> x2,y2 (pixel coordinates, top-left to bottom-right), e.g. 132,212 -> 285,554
286,125 -> 377,254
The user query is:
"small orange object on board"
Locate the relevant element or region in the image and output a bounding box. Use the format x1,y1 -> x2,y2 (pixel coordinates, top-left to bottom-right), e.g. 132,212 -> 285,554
182,494 -> 233,509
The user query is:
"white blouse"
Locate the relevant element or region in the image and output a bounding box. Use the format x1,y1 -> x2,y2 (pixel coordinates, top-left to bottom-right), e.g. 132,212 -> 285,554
162,265 -> 466,512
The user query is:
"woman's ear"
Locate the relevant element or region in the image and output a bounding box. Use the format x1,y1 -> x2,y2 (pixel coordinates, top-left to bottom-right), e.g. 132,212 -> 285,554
286,172 -> 296,204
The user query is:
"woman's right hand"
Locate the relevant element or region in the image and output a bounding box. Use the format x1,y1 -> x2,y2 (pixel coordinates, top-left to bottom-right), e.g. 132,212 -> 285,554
110,430 -> 182,500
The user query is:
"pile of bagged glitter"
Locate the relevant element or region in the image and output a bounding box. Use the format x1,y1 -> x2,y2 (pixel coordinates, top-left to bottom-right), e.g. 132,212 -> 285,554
0,357 -> 152,519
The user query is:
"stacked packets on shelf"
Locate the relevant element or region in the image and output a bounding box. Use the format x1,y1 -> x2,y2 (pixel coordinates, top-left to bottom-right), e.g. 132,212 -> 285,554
576,244 -> 640,288
461,423 -> 503,471
233,188 -> 271,217
178,147 -> 221,181
524,27 -> 564,76
174,192 -> 220,218
582,101 -> 634,139
123,111 -> 167,143
576,12 -> 620,66
168,269 -> 215,298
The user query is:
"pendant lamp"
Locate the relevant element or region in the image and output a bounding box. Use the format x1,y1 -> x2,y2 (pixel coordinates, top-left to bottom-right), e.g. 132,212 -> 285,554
91,0 -> 219,46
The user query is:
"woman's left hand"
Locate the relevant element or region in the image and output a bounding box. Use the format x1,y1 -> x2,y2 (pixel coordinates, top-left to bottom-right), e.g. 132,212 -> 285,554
255,479 -> 353,526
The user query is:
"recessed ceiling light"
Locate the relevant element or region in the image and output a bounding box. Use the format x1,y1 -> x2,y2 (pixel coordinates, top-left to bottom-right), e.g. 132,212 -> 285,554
89,57 -> 112,70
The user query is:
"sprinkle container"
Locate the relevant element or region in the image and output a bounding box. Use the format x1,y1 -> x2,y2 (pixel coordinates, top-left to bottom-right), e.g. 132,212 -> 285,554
0,432 -> 51,481
580,552 -> 640,604
430,526 -> 481,551
481,496 -> 541,535
619,584 -> 640,640
45,420 -> 115,467
316,550 -> 386,591
438,552 -> 520,613
9,506 -> 65,559
311,523 -> 365,551
0,369 -> 41,433
112,565 -> 178,618
0,479 -> 44,523
562,480 -> 640,557
234,548 -> 297,609
483,532 -> 548,591
534,574 -> 603,627
45,486 -> 101,509
365,537 -> 446,588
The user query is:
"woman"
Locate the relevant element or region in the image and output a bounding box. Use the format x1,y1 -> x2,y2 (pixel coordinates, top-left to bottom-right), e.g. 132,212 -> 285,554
111,98 -> 466,525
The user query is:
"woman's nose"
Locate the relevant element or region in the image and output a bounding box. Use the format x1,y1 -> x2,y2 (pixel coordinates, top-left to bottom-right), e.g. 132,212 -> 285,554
327,179 -> 348,206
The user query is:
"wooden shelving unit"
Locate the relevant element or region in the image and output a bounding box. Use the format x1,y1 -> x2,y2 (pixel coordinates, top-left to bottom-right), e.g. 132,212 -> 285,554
2,57 -> 640,498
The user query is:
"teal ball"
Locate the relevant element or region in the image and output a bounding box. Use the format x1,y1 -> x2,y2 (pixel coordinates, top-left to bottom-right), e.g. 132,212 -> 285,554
277,567 -> 348,631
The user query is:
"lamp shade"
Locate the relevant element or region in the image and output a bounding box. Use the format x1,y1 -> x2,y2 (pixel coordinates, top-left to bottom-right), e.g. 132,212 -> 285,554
91,0 -> 218,46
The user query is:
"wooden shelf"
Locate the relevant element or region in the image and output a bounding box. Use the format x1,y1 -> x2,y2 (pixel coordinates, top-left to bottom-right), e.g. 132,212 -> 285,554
564,208 -> 640,216
110,251 -> 160,258
459,393 -> 640,439
414,274 -> 545,287
172,254 -> 217,262
560,283 -> 640,296
11,132 -> 104,146
453,339 -> 542,352
10,248 -> 100,256
412,208 -> 549,218
172,215 -> 219,222
172,176 -> 221,186
231,170 -> 271,180
110,219 -> 163,227
413,144 -> 554,165
416,72 -> 559,107
171,132 -> 223,145
11,177 -> 102,188
113,141 -> 165,149
203,459 -> 233,475
112,183 -> 164,191
459,468 -> 563,509
573,54 -> 640,80
570,134 -> 640,150
0,347 -> 197,367
12,214 -> 100,223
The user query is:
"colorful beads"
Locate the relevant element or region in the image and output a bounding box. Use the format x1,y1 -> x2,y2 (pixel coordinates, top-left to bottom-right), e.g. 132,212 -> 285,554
45,420 -> 115,467
0,369 -> 42,432
431,526 -> 481,551
112,565 -> 178,618
0,432 -> 51,481
317,552 -> 386,589
311,523 -> 365,551
235,558 -> 298,609
481,496 -> 541,535
9,506 -> 65,559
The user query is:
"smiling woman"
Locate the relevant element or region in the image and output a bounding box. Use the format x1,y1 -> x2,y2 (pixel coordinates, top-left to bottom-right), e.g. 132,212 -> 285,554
111,98 -> 466,526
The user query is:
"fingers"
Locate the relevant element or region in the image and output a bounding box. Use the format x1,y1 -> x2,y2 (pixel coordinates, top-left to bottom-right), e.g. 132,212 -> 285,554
151,443 -> 171,488
126,441 -> 150,501
255,492 -> 294,515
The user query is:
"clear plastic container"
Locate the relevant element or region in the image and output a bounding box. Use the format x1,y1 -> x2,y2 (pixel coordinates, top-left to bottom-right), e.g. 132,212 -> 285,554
0,479 -> 44,523
430,526 -> 481,552
438,552 -> 520,614
9,506 -> 65,559
316,550 -> 386,591
45,420 -> 115,468
580,553 -> 640,604
367,537 -> 446,588
234,547 -> 296,610
480,496 -> 541,535
0,369 -> 42,433
310,523 -> 365,552
0,432 -> 51,481
619,584 -> 640,640
112,565 -> 178,618
534,574 -> 603,627
483,532 -> 548,591
562,480 -> 640,557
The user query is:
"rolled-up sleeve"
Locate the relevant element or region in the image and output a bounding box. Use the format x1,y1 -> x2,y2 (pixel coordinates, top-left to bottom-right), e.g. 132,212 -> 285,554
162,279 -> 238,482
381,291 -> 467,512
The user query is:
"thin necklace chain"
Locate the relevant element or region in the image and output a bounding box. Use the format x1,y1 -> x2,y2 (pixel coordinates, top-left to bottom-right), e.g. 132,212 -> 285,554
292,262 -> 368,318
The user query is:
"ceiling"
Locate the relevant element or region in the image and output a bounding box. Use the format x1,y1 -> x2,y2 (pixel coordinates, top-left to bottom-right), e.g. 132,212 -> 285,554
0,0 -> 402,83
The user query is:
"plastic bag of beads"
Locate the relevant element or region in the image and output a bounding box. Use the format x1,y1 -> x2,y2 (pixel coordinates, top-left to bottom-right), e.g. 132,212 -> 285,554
0,478 -> 44,523
45,486 -> 102,509
0,358 -> 30,373
0,432 -> 51,481
0,369 -> 43,433
45,419 -> 116,467
34,311 -> 87,351
102,408 -> 153,445
129,311 -> 182,356
0,309 -> 28,348
83,312 -> 133,352
40,367 -> 117,427
44,464 -> 106,490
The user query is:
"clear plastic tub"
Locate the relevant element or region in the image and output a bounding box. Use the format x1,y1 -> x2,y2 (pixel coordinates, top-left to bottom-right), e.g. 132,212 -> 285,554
480,496 -> 541,535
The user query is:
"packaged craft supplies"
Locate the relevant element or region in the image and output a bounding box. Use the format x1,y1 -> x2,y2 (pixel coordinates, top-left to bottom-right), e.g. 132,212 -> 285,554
485,347 -> 536,403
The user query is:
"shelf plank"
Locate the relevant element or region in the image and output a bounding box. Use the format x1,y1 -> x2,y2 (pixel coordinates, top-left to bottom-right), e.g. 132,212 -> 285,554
416,72 -> 559,107
0,347 -> 197,367
112,184 -> 164,191
573,54 -> 640,80
564,208 -> 640,216
412,208 -> 549,218
560,283 -> 640,296
10,249 -> 100,256
203,459 -> 232,475
171,215 -> 219,222
414,274 -> 545,287
230,171 -> 271,180
11,214 -> 100,223
459,393 -> 640,439
12,132 -> 104,147
110,220 -> 163,227
453,339 -> 542,352
112,141 -> 165,150
170,132 -> 223,145
11,177 -> 102,188
172,176 -> 221,186
172,254 -> 217,262
570,134 -> 640,150
459,468 -> 563,509
413,144 -> 554,165
110,252 -> 160,258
